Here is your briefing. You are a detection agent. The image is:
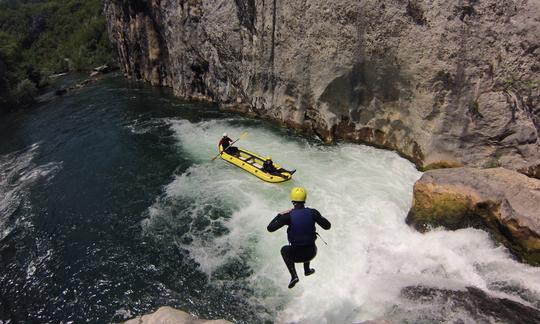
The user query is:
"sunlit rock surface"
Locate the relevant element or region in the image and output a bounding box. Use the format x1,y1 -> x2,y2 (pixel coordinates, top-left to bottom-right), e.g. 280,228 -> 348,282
123,306 -> 231,324
407,167 -> 540,265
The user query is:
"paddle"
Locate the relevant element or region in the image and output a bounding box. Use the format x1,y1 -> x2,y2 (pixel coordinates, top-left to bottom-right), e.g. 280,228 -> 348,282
211,132 -> 248,161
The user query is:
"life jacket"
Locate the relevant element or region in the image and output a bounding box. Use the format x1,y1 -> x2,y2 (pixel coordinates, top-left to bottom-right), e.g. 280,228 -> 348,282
219,137 -> 231,149
287,208 -> 316,246
263,160 -> 275,172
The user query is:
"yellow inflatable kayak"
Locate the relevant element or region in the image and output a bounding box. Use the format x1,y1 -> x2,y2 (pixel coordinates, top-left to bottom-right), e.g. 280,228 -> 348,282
219,145 -> 294,183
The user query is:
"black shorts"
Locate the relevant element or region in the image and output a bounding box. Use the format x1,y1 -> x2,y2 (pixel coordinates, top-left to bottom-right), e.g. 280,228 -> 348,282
281,244 -> 317,263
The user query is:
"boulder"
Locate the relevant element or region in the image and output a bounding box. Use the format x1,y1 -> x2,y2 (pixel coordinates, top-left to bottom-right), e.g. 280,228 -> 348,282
123,306 -> 231,324
397,286 -> 540,322
406,167 -> 540,265
93,64 -> 111,73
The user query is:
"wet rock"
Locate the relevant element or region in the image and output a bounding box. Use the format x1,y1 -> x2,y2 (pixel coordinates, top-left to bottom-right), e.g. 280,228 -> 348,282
406,167 -> 540,265
104,0 -> 540,175
122,306 -> 231,324
93,64 -> 111,74
53,65 -> 115,97
397,286 -> 540,323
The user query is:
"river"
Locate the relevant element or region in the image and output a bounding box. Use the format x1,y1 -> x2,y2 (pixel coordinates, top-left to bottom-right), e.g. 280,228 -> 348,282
1,75 -> 539,323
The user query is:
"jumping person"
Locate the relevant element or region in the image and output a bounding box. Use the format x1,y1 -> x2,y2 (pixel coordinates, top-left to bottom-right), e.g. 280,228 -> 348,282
218,133 -> 239,155
267,187 -> 331,288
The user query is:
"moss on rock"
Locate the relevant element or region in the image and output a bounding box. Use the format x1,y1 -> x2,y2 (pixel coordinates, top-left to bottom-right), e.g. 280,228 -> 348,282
421,160 -> 463,172
406,184 -> 474,231
407,168 -> 540,266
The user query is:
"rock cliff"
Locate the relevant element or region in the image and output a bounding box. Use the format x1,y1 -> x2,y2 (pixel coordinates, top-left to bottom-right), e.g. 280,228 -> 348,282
104,0 -> 540,175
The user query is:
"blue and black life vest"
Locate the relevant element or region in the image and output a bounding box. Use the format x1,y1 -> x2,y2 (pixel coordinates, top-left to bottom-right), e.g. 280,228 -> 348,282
287,208 -> 316,246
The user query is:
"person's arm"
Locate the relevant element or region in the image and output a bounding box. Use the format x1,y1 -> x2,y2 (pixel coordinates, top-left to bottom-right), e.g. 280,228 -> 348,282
267,210 -> 291,232
312,209 -> 331,230
220,137 -> 230,148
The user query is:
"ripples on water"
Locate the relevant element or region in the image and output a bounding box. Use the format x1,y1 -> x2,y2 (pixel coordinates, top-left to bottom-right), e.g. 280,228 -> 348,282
0,144 -> 62,241
1,76 -> 539,323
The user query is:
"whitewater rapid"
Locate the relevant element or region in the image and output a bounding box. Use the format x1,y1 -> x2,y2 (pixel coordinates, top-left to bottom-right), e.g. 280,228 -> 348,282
142,118 -> 540,322
0,144 -> 62,242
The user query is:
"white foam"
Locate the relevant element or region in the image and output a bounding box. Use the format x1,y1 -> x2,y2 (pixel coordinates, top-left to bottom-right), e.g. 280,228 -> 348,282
144,119 -> 540,322
0,144 -> 62,241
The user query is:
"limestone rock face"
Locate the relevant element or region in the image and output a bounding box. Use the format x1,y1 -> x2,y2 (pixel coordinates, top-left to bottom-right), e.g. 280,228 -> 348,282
105,0 -> 540,175
123,306 -> 231,324
406,167 -> 540,265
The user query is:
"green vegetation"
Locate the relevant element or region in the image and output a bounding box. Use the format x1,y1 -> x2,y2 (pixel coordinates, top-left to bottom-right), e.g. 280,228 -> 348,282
482,159 -> 501,169
0,0 -> 115,112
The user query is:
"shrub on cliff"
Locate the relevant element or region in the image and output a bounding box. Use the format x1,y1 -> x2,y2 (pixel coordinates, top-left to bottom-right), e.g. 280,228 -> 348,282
13,79 -> 38,105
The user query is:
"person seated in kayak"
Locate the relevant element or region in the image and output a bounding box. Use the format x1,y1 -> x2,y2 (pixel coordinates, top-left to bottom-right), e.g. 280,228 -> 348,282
262,156 -> 295,175
219,133 -> 239,155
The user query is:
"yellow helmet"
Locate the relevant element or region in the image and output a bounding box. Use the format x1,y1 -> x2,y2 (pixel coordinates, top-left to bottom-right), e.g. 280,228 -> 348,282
290,187 -> 307,202
266,156 -> 272,160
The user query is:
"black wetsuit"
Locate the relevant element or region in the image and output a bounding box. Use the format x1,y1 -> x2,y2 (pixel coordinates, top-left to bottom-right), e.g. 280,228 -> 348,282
219,136 -> 238,154
263,160 -> 279,174
263,159 -> 291,175
267,203 -> 331,281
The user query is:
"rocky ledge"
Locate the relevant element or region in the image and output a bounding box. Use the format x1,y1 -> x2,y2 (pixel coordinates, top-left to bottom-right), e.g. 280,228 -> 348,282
54,65 -> 115,96
406,167 -> 540,265
122,306 -> 231,324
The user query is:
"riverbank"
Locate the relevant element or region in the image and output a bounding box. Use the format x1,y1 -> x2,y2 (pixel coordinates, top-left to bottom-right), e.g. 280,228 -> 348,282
0,0 -> 115,113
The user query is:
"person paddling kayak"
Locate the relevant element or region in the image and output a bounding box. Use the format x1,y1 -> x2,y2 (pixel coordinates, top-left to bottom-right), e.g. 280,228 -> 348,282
218,133 -> 239,155
267,187 -> 331,288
